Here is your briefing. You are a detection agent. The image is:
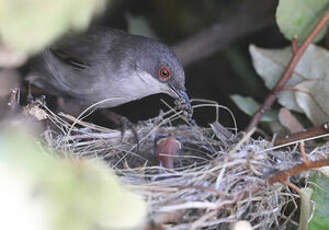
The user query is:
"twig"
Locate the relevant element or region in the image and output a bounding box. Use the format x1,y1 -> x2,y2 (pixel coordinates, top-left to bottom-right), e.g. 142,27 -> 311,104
274,122 -> 329,146
8,88 -> 20,111
268,157 -> 329,185
269,141 -> 329,191
177,185 -> 233,198
283,181 -> 301,195
291,36 -> 298,54
299,142 -> 308,165
246,6 -> 329,132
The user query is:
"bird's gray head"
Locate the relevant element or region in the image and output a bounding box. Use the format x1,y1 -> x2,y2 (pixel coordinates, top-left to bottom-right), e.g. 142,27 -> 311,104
132,37 -> 190,107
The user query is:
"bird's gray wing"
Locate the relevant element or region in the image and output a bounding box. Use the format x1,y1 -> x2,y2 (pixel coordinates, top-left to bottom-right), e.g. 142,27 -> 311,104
52,27 -> 126,65
31,47 -> 99,97
32,28 -> 126,97
50,48 -> 91,70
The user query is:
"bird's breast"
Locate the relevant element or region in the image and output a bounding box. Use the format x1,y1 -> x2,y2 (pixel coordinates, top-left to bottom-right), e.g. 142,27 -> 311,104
89,70 -> 170,108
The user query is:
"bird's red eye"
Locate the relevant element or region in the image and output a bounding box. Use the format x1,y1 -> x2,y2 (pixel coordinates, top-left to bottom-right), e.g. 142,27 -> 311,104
158,66 -> 171,81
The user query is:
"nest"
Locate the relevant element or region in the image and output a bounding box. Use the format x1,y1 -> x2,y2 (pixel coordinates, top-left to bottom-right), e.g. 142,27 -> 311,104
26,99 -> 311,230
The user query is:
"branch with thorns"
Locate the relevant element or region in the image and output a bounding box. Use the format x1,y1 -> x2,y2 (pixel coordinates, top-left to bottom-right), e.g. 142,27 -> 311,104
246,6 -> 329,133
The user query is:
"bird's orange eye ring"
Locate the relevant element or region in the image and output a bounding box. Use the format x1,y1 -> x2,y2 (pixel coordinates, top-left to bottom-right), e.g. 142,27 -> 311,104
158,66 -> 171,81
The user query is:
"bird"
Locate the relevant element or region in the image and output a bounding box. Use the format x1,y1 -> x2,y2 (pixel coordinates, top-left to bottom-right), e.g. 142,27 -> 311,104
29,27 -> 192,117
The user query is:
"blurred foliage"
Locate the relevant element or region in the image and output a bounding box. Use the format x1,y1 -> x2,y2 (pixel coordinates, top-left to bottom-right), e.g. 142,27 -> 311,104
0,124 -> 146,230
308,172 -> 329,229
276,0 -> 329,43
0,0 -> 107,54
127,13 -> 156,38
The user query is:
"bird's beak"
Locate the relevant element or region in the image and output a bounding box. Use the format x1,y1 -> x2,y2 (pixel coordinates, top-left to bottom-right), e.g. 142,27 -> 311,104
169,85 -> 191,106
168,84 -> 195,123
177,90 -> 191,107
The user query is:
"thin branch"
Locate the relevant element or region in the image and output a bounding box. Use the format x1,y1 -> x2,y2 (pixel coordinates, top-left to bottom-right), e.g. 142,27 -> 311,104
268,157 -> 329,185
299,142 -> 308,165
291,36 -> 298,54
269,139 -> 329,190
246,6 -> 329,132
274,122 -> 329,146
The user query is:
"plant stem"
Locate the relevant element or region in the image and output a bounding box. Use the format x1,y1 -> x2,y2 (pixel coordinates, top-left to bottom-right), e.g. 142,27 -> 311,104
246,7 -> 329,132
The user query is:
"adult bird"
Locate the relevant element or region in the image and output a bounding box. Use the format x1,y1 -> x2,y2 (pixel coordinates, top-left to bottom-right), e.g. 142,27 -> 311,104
29,27 -> 192,126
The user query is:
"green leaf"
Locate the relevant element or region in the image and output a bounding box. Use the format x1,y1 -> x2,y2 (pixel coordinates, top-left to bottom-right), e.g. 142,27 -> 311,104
276,0 -> 329,43
250,44 -> 329,125
249,44 -> 300,112
230,94 -> 277,122
0,0 -> 107,54
308,172 -> 329,229
295,80 -> 329,125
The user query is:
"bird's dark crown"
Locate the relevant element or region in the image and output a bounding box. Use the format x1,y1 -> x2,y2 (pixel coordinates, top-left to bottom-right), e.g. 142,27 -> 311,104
133,37 -> 186,92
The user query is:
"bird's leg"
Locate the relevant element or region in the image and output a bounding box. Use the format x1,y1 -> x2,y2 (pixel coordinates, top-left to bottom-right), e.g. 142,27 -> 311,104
100,110 -> 139,149
25,75 -> 38,103
26,81 -> 34,103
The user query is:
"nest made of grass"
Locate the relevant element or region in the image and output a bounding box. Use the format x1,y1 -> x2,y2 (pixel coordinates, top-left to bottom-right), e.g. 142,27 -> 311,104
25,99 -> 324,230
